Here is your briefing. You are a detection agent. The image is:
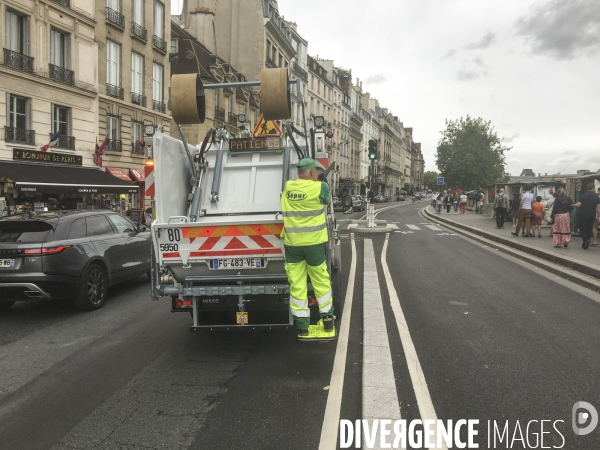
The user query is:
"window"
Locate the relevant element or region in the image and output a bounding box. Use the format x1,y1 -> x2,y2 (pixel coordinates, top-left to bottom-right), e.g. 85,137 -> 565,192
278,53 -> 283,68
131,121 -> 142,144
108,214 -> 135,233
131,53 -> 143,95
68,219 -> 87,239
170,38 -> 178,54
311,75 -> 314,89
266,39 -> 271,62
106,0 -> 119,12
52,104 -> 71,136
132,0 -> 143,25
215,88 -> 221,108
5,10 -> 29,55
228,94 -> 234,115
50,29 -> 70,68
152,63 -> 163,102
153,1 -> 164,39
106,40 -> 120,86
86,216 -> 114,236
318,80 -> 321,95
106,116 -> 119,140
7,94 -> 30,130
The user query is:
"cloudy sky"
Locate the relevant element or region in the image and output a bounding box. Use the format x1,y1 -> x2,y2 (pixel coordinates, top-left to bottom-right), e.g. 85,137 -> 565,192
174,1 -> 600,176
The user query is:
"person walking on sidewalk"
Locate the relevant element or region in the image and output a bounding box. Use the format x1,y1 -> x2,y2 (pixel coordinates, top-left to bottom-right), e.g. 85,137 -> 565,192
493,188 -> 509,229
436,192 -> 444,214
459,192 -> 467,214
512,186 -> 535,237
576,182 -> 600,250
476,190 -> 484,214
551,188 -> 575,248
510,189 -> 521,228
444,191 -> 454,214
451,191 -> 459,214
544,192 -> 558,237
531,196 -> 544,237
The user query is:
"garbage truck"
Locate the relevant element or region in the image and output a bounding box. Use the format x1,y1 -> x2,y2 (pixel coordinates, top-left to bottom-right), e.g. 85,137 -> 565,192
149,69 -> 342,333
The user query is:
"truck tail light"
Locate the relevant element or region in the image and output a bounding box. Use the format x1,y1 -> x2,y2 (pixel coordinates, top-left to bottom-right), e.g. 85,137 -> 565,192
175,298 -> 193,309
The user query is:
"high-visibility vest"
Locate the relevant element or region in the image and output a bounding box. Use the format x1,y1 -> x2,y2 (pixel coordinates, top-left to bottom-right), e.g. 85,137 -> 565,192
281,179 -> 328,246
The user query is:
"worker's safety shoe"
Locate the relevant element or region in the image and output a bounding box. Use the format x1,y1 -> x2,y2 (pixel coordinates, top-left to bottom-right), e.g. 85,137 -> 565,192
297,329 -> 309,338
322,316 -> 334,332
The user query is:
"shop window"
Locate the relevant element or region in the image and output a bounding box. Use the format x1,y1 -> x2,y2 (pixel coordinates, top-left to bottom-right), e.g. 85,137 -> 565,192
86,215 -> 114,236
108,214 -> 135,233
106,116 -> 119,140
68,218 -> 87,239
50,28 -> 71,69
7,94 -> 31,130
5,9 -> 29,55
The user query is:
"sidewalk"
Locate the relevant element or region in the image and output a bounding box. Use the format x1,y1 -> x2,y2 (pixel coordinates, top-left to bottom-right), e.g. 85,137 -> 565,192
423,206 -> 600,284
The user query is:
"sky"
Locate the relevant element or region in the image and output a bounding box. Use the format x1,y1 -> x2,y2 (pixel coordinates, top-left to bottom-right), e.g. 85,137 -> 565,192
172,0 -> 600,176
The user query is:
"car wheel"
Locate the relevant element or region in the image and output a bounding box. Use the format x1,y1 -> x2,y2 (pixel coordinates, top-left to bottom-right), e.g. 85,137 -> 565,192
0,301 -> 15,312
74,264 -> 108,311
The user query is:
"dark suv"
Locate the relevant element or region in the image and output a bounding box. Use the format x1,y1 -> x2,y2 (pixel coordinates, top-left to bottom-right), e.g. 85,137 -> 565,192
0,210 -> 150,311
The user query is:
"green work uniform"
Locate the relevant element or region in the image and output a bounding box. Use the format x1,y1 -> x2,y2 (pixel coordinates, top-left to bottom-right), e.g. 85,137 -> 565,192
281,178 -> 333,330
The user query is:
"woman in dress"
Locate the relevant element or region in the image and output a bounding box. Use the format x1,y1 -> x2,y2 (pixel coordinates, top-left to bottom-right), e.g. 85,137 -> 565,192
544,192 -> 558,237
510,190 -> 521,228
551,188 -> 574,248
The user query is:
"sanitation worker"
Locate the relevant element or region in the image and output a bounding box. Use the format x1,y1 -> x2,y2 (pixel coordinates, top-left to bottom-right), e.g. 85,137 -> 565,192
281,158 -> 334,339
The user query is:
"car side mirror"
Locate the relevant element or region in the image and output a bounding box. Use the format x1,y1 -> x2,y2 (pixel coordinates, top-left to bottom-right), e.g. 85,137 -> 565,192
138,224 -> 147,232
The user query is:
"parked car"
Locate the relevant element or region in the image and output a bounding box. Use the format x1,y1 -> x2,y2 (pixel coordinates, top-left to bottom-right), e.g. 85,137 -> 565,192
0,210 -> 151,311
333,197 -> 343,211
397,194 -> 406,202
350,195 -> 365,211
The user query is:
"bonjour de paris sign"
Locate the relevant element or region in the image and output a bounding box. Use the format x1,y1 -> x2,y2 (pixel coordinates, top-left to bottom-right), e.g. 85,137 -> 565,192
13,148 -> 83,166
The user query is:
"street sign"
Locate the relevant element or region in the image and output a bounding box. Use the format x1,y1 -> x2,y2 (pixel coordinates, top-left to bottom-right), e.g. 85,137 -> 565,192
437,177 -> 444,185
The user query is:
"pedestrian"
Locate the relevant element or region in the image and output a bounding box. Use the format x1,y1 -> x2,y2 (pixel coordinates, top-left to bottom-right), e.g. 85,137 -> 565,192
459,192 -> 467,214
511,186 -> 535,237
493,188 -> 509,229
551,187 -> 575,248
510,190 -> 521,228
144,207 -> 153,226
452,191 -> 459,214
476,190 -> 484,214
436,192 -> 444,214
575,182 -> 600,250
431,192 -> 437,208
593,187 -> 600,246
281,158 -> 334,339
531,195 -> 544,237
444,190 -> 453,214
544,192 -> 558,237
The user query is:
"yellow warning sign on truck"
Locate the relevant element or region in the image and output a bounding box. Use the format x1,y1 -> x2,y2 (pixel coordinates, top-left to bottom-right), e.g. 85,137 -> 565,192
252,114 -> 282,138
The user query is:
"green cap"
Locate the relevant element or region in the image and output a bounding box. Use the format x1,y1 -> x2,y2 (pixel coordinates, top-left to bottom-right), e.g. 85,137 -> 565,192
297,158 -> 318,171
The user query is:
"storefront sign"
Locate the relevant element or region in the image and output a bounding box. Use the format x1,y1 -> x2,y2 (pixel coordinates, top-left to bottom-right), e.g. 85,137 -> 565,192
129,208 -> 143,225
13,148 -> 82,165
229,137 -> 283,152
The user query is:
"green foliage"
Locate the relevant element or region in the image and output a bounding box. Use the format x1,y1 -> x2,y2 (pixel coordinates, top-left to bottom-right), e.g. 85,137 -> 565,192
422,171 -> 439,190
435,116 -> 511,191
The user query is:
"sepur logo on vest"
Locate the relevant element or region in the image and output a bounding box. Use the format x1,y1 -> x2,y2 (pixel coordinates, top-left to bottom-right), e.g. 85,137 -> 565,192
287,191 -> 307,201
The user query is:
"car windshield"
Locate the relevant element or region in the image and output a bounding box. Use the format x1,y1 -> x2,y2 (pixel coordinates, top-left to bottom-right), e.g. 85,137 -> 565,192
0,221 -> 54,243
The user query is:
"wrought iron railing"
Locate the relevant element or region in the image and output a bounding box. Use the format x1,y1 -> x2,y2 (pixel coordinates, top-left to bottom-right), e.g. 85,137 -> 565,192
106,83 -> 124,99
131,142 -> 145,155
50,0 -> 71,7
108,140 -> 122,152
105,7 -> 124,29
215,106 -> 225,121
5,126 -> 35,145
3,48 -> 34,73
228,112 -> 238,126
51,133 -> 75,150
131,92 -> 146,107
131,22 -> 147,41
49,64 -> 74,85
152,35 -> 167,53
152,100 -> 165,113
292,61 -> 308,81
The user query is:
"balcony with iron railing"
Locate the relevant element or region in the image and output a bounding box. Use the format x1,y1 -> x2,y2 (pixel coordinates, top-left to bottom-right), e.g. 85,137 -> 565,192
131,142 -> 145,155
106,83 -> 124,99
292,61 -> 308,81
3,48 -> 34,73
228,112 -> 238,126
152,100 -> 165,113
214,106 -> 225,121
49,64 -> 74,85
5,126 -> 35,145
131,92 -> 146,107
152,35 -> 167,53
106,140 -> 122,152
351,112 -> 364,125
131,22 -> 147,42
51,133 -> 75,150
51,0 -> 71,7
105,7 -> 124,29
350,128 -> 363,140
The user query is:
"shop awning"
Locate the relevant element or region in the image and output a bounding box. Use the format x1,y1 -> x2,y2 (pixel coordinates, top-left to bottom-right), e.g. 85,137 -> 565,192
105,167 -> 131,182
129,168 -> 146,182
0,161 -> 139,194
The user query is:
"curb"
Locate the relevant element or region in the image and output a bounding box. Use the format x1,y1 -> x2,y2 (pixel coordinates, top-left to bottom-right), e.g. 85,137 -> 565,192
422,207 -> 600,293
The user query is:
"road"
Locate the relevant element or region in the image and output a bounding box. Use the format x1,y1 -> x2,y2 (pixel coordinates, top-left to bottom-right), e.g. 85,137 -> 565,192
1,200 -> 599,449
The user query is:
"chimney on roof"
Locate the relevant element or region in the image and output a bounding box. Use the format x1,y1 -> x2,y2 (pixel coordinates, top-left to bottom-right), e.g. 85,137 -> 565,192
416,143 -> 421,150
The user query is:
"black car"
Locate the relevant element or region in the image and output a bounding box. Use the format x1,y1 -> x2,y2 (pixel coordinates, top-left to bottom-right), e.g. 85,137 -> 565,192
397,195 -> 405,201
0,210 -> 150,311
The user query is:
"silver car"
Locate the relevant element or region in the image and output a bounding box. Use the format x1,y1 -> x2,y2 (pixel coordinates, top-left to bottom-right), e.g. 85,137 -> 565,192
351,195 -> 365,211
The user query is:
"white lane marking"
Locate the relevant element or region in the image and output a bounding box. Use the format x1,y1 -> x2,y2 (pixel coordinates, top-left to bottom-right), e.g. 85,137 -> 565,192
406,224 -> 421,230
319,234 -> 357,450
425,225 -> 443,231
395,231 -> 414,234
362,240 -> 401,426
381,234 -> 449,450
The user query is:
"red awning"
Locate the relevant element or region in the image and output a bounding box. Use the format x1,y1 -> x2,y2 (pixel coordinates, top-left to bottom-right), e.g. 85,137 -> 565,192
129,168 -> 146,182
106,167 -> 131,182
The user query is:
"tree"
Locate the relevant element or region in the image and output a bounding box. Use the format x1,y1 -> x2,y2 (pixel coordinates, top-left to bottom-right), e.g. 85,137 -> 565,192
422,171 -> 439,190
435,116 -> 511,191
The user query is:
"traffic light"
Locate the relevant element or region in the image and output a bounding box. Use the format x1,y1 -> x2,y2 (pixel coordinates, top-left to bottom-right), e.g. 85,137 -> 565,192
368,140 -> 378,160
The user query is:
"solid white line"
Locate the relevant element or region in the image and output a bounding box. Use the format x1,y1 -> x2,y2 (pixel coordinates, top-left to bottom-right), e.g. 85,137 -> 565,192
319,234 -> 357,450
381,234 -> 449,450
406,224 -> 421,230
425,225 -> 443,231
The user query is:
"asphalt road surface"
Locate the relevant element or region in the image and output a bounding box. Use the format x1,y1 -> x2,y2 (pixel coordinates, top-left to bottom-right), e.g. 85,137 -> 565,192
1,200 -> 599,449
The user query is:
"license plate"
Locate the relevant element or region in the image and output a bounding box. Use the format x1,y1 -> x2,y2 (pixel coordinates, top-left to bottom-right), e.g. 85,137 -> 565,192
211,258 -> 263,269
0,259 -> 15,268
